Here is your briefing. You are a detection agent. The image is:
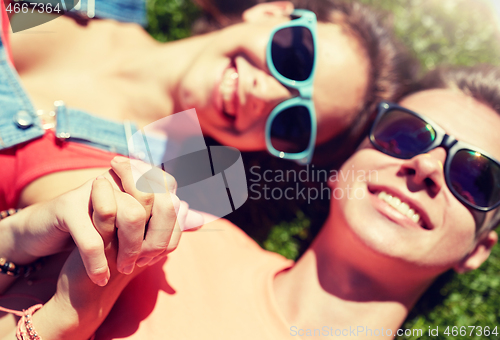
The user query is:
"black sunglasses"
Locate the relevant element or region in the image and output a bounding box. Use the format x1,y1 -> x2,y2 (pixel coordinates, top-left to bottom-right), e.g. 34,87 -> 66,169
370,102 -> 500,212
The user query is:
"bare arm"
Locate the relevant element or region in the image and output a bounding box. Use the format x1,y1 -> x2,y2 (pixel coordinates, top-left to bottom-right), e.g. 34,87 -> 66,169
0,159 -> 201,339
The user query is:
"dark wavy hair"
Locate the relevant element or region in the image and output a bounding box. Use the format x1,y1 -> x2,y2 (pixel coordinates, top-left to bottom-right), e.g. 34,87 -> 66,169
291,0 -> 416,170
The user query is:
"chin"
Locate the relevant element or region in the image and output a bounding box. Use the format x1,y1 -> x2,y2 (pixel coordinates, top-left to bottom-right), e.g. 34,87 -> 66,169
178,82 -> 210,113
343,205 -> 421,260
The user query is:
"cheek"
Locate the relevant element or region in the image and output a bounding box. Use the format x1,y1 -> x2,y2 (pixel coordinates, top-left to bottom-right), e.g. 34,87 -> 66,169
209,127 -> 267,151
177,52 -> 222,111
443,207 -> 477,250
333,150 -> 381,182
178,72 -> 207,110
235,129 -> 267,151
424,207 -> 477,265
329,159 -> 371,214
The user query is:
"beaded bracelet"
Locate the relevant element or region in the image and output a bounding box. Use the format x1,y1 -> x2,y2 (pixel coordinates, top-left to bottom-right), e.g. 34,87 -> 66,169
0,208 -> 43,278
0,208 -> 20,220
0,257 -> 44,277
21,304 -> 44,340
0,304 -> 43,340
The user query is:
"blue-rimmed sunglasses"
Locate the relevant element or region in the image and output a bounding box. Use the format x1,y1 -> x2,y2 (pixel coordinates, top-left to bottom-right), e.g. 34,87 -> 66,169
265,9 -> 318,165
370,102 -> 500,212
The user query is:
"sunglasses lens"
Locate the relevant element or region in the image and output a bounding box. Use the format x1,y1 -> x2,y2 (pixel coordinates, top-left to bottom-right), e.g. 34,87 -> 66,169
449,150 -> 500,209
372,109 -> 437,158
270,105 -> 311,154
271,26 -> 314,81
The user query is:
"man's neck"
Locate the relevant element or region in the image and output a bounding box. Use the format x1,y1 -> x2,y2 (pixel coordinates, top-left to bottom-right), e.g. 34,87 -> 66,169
273,223 -> 433,339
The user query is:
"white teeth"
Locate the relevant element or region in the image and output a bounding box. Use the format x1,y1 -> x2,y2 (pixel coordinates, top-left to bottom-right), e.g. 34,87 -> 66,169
398,202 -> 410,215
377,191 -> 421,224
390,197 -> 401,208
407,209 -> 419,222
220,66 -> 238,116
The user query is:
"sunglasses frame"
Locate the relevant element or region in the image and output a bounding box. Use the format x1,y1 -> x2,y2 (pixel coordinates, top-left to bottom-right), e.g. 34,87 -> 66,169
370,101 -> 500,212
265,9 -> 318,165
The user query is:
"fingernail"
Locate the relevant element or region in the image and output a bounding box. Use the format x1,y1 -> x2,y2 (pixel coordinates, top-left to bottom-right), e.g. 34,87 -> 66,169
96,175 -> 106,180
96,278 -> 108,287
122,264 -> 134,275
112,156 -> 129,163
136,257 -> 151,267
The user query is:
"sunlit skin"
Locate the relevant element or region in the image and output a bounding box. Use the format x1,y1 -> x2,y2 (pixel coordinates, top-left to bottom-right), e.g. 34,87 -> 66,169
273,89 -> 499,337
9,3 -> 369,206
176,13 -> 369,150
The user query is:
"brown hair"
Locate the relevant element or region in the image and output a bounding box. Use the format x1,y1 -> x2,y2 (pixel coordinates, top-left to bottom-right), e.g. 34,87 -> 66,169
416,65 -> 500,231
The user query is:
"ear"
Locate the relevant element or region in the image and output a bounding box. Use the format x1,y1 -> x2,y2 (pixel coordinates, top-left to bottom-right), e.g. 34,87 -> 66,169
454,230 -> 498,273
242,1 -> 294,23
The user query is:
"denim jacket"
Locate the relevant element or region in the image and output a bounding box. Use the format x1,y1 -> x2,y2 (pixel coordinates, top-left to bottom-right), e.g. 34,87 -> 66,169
0,0 -> 145,156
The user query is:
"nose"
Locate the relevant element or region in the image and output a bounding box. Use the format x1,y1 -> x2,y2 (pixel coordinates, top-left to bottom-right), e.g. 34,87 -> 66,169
237,56 -> 293,124
245,69 -> 292,117
400,148 -> 447,197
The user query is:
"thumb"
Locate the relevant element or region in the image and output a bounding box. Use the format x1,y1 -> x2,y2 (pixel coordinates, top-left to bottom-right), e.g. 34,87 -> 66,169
183,209 -> 205,231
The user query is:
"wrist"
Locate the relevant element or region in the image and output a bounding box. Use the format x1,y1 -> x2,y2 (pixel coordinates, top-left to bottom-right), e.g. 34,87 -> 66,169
0,211 -> 36,264
0,203 -> 65,264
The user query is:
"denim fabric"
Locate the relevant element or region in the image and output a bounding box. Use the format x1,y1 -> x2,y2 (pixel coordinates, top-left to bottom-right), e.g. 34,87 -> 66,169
0,44 -> 44,149
73,0 -> 147,26
55,101 -> 139,156
0,0 -> 146,155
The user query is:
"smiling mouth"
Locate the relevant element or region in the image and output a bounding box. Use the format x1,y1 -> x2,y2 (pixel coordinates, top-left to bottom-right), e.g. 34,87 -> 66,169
220,59 -> 239,120
371,189 -> 431,230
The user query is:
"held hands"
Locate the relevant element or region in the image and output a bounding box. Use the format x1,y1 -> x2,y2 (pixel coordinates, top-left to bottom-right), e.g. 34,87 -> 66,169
0,158 -> 203,340
88,156 -> 204,285
10,156 -> 203,286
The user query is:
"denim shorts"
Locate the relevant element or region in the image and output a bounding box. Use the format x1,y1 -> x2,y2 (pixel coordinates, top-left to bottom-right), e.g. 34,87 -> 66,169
0,0 -> 146,157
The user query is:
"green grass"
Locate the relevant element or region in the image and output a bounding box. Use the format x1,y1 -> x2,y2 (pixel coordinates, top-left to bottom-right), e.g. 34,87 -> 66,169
358,0 -> 500,70
399,245 -> 500,339
146,0 -> 201,42
262,210 -> 311,260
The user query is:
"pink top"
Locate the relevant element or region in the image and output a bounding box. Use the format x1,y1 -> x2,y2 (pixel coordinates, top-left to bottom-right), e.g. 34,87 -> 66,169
95,219 -> 296,339
0,131 -> 117,210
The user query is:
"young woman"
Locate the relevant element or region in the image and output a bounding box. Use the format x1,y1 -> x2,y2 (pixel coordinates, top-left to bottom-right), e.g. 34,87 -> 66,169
2,65 -> 498,339
0,0 -> 414,208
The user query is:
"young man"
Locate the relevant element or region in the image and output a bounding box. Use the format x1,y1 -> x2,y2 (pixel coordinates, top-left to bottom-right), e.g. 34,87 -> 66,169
1,65 -> 498,339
